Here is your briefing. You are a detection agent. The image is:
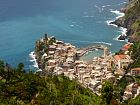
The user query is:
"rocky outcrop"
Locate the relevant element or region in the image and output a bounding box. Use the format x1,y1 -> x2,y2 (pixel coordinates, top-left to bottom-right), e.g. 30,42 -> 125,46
110,17 -> 125,27
112,0 -> 140,42
118,35 -> 127,40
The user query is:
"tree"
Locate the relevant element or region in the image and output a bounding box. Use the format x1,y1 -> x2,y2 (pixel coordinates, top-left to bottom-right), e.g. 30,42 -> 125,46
17,63 -> 24,72
101,81 -> 114,105
128,95 -> 140,105
0,60 -> 5,72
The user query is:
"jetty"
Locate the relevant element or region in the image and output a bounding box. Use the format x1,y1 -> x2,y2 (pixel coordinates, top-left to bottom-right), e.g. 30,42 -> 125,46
77,45 -> 107,57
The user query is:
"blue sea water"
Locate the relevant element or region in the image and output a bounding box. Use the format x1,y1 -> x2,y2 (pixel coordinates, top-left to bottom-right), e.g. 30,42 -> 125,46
0,0 -> 127,70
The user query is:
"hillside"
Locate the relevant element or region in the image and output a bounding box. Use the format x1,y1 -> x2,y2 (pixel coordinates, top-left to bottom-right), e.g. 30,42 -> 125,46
112,0 -> 140,42
1,59 -> 140,105
0,60 -> 102,105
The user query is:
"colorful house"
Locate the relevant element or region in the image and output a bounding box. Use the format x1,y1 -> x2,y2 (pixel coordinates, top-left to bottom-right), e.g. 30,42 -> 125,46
131,68 -> 140,76
113,54 -> 133,70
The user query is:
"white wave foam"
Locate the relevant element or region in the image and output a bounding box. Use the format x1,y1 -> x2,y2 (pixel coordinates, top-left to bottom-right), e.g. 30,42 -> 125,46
116,2 -> 127,6
113,35 -> 128,42
62,38 -> 112,46
106,20 -> 118,27
94,5 -> 103,13
106,9 -> 125,27
93,42 -> 112,46
109,9 -> 113,11
29,51 -> 39,68
110,10 -> 125,19
113,27 -> 128,42
75,40 -> 112,46
113,35 -> 125,42
102,5 -> 111,8
102,2 -> 126,8
119,27 -> 127,35
105,3 -> 128,42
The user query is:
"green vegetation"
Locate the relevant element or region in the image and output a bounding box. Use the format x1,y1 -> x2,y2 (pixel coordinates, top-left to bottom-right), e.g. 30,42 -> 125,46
35,35 -> 57,69
101,81 -> 114,105
131,19 -> 140,36
48,36 -> 56,45
2,60 -> 140,105
133,76 -> 140,86
0,60 -> 103,105
123,0 -> 140,40
128,41 -> 140,68
125,0 -> 140,20
128,95 -> 140,105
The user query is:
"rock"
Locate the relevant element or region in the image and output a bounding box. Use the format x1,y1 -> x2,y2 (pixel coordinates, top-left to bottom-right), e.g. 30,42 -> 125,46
128,37 -> 135,43
118,35 -> 126,40
111,0 -> 140,43
110,17 -> 125,27
120,8 -> 127,13
126,29 -> 134,36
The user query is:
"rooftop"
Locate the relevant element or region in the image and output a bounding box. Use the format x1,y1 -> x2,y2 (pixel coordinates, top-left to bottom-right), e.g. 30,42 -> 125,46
48,59 -> 57,63
114,54 -> 130,61
131,68 -> 140,71
49,45 -> 56,49
121,43 -> 132,51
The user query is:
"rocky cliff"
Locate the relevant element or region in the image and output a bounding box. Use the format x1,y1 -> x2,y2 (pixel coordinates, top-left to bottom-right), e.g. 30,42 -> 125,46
112,0 -> 140,42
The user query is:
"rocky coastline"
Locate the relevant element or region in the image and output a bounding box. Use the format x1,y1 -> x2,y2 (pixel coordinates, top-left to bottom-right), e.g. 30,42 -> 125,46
33,34 -> 118,95
34,34 -> 107,72
111,0 -> 140,42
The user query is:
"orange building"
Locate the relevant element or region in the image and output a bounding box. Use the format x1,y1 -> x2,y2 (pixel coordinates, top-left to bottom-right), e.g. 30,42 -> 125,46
113,54 -> 133,70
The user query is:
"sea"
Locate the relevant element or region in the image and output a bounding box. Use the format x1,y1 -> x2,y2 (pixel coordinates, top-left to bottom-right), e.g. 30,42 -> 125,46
0,0 -> 128,71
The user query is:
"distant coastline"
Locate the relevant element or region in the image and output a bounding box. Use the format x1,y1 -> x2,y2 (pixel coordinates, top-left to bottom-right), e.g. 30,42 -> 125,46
29,37 -> 108,71
106,9 -> 128,42
29,5 -> 129,70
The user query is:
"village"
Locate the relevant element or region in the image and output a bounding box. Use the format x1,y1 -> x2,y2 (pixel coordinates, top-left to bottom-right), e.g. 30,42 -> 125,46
35,35 -> 140,100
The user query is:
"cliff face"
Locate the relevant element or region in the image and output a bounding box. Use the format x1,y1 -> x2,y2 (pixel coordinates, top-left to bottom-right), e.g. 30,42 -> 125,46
113,0 -> 140,42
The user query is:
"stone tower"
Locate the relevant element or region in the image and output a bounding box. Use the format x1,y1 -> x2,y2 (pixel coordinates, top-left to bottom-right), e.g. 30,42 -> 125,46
104,47 -> 109,57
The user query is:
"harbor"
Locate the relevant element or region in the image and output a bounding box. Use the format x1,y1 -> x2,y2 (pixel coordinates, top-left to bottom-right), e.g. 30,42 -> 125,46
31,35 -> 139,100
35,35 -> 114,95
77,45 -> 107,57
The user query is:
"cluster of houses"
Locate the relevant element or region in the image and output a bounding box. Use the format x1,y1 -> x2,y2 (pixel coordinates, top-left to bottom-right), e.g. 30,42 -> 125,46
114,43 -> 140,100
62,56 -> 115,95
46,40 -> 77,71
36,36 -> 140,97
113,54 -> 133,75
112,43 -> 140,76
123,83 -> 140,100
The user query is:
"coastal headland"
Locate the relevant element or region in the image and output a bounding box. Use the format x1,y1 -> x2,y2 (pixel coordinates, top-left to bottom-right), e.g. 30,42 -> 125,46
32,0 -> 140,101
111,0 -> 140,42
33,33 -> 140,100
1,0 -> 140,104
34,34 -> 118,95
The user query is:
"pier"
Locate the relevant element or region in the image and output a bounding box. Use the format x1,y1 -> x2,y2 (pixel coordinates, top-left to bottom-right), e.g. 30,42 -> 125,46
77,45 -> 107,57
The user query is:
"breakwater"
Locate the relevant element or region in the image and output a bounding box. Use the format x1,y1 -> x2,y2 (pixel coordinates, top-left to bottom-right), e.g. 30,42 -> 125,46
77,45 -> 106,57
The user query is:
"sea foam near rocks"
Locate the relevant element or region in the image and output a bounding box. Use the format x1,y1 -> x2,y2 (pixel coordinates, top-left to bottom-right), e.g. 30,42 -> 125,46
110,10 -> 125,19
106,9 -> 127,42
29,51 -> 39,68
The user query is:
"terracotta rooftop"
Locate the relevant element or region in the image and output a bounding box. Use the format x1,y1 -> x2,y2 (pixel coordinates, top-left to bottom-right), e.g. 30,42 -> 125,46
131,68 -> 140,71
121,43 -> 132,51
114,54 -> 128,61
